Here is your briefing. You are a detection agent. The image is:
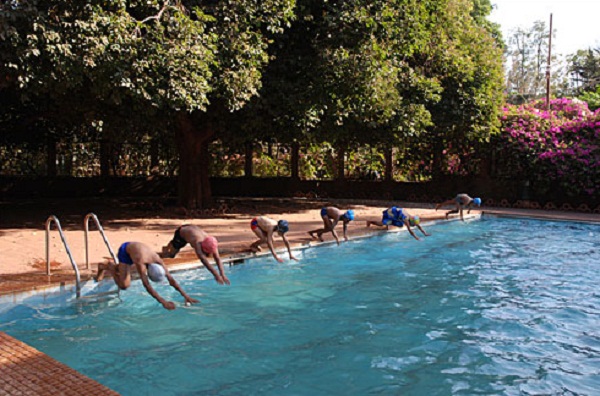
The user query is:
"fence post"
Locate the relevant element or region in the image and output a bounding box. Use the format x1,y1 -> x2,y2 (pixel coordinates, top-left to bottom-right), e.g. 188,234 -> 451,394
384,147 -> 393,182
291,142 -> 300,180
244,141 -> 253,177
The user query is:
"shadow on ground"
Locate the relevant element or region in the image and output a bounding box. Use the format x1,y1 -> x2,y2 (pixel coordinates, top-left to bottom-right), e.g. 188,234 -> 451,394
0,196 -> 333,229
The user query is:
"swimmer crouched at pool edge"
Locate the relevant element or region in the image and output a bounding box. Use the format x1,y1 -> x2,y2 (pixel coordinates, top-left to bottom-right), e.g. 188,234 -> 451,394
96,241 -> 198,310
249,216 -> 298,262
308,206 -> 355,245
366,206 -> 430,241
435,193 -> 482,221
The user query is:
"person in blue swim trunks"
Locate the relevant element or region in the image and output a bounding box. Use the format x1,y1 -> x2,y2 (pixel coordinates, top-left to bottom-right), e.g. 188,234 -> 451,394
95,241 -> 198,310
366,206 -> 430,241
308,206 -> 355,245
435,193 -> 482,221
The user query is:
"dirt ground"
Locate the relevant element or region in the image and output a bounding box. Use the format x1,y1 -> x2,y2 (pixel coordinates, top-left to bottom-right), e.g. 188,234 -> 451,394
0,196 -> 445,278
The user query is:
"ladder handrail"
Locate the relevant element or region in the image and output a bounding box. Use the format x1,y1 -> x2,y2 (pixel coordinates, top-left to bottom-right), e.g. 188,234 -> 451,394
45,215 -> 81,298
84,212 -> 119,269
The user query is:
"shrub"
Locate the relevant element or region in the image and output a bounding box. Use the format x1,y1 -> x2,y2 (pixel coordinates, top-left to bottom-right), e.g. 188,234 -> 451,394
495,98 -> 600,197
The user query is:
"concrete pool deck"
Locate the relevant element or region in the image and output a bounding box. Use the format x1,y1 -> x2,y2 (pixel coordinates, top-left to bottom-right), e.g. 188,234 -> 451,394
0,332 -> 118,396
1,197 -> 599,395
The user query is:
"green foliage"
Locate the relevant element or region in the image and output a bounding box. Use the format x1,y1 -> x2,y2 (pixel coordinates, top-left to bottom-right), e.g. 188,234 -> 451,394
578,87 -> 600,111
469,0 -> 503,46
425,0 -> 504,137
298,142 -> 336,180
568,47 -> 600,95
209,140 -> 246,177
1,0 -> 296,128
253,143 -> 292,177
235,0 -> 504,151
2,0 -> 507,195
412,0 -> 504,178
0,143 -> 47,176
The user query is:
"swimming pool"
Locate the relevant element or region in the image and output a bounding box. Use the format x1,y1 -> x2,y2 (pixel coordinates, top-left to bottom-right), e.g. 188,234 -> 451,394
1,217 -> 599,395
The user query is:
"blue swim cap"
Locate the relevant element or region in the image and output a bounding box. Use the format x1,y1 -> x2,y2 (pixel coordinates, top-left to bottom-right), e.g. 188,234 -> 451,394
409,216 -> 421,226
147,263 -> 166,283
344,210 -> 355,221
277,220 -> 289,233
473,197 -> 482,206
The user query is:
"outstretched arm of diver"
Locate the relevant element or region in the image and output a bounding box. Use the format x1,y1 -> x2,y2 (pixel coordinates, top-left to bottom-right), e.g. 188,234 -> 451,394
266,232 -> 284,262
137,263 -> 175,310
213,252 -> 230,285
404,222 -> 420,241
417,224 -> 430,236
165,270 -> 199,305
282,234 -> 298,261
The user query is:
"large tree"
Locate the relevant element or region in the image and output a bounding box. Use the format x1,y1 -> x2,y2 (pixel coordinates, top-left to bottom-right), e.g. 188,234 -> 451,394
422,0 -> 504,175
216,0 -> 446,183
1,0 -> 295,208
2,0 -> 506,198
569,47 -> 600,94
502,20 -> 576,103
230,1 -> 446,155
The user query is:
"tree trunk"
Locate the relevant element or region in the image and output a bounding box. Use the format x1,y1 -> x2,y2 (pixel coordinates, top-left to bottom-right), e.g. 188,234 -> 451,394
64,144 -> 73,176
150,139 -> 159,173
384,147 -> 393,182
175,112 -> 213,209
200,140 -> 212,205
291,141 -> 300,180
244,141 -> 253,177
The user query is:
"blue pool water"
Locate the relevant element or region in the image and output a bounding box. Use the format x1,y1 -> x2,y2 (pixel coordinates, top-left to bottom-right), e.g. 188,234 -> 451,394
1,217 -> 600,395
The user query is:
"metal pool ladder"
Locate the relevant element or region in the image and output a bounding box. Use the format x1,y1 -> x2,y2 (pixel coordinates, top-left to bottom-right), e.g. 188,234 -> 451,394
45,215 -> 81,298
45,213 -> 119,298
83,212 -> 119,269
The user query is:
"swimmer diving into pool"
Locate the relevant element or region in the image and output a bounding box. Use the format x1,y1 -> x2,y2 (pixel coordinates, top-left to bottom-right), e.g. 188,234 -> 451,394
308,206 -> 354,245
96,241 -> 198,310
249,216 -> 298,262
366,206 -> 430,241
435,193 -> 482,221
162,224 -> 230,285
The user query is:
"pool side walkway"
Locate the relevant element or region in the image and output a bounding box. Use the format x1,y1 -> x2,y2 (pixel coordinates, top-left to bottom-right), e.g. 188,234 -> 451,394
0,332 -> 118,395
1,203 -> 599,395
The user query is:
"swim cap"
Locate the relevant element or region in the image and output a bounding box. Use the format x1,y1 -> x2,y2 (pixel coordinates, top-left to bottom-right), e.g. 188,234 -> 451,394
344,210 -> 355,221
473,197 -> 482,206
201,236 -> 219,255
277,220 -> 289,233
409,216 -> 421,226
147,263 -> 166,283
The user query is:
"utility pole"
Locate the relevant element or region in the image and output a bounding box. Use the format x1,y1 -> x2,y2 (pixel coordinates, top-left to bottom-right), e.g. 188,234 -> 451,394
545,13 -> 553,110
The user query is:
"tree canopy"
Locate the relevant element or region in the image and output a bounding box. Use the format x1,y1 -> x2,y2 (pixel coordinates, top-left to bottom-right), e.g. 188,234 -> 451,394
2,0 -> 505,207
